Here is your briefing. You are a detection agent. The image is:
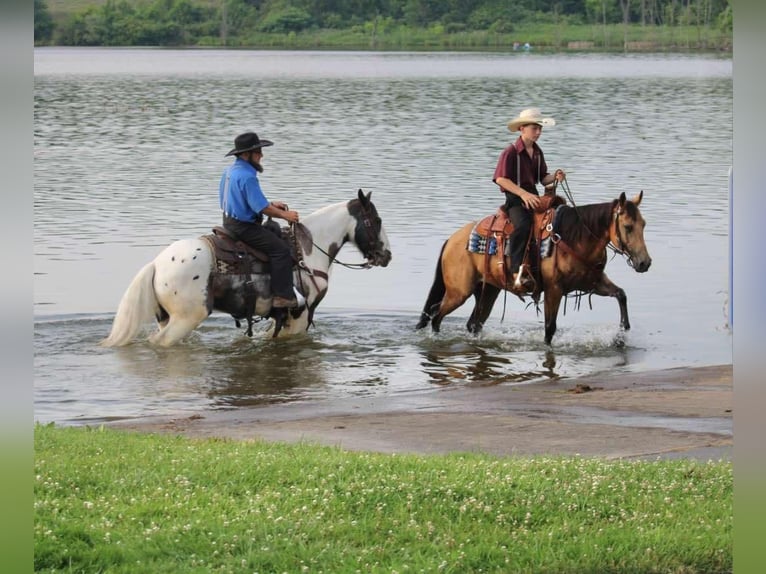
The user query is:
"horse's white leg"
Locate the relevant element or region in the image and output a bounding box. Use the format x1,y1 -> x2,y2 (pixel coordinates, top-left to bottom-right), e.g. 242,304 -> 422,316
100,261 -> 160,347
149,311 -> 209,347
270,309 -> 311,337
150,239 -> 214,347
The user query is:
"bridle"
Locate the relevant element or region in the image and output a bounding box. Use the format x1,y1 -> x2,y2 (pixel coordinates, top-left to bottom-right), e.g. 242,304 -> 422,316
289,199 -> 381,273
557,177 -> 635,267
611,206 -> 640,270
353,198 -> 383,264
320,198 -> 382,269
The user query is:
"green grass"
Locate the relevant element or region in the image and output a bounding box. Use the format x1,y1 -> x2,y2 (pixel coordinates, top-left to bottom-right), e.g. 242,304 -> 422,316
35,424 -> 732,573
198,23 -> 731,52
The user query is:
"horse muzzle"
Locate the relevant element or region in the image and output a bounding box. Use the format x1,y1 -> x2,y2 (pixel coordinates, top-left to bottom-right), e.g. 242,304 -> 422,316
368,249 -> 392,267
632,256 -> 652,273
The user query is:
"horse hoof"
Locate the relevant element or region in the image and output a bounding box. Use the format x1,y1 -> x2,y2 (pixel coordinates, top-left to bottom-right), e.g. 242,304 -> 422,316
415,312 -> 431,330
613,332 -> 626,348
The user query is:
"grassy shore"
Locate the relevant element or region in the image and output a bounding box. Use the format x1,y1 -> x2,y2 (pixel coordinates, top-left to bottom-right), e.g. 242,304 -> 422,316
35,424 -> 731,573
212,23 -> 731,52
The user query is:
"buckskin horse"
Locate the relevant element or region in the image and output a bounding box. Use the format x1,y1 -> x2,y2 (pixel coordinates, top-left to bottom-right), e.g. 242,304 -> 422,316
101,189 -> 391,347
416,191 -> 651,344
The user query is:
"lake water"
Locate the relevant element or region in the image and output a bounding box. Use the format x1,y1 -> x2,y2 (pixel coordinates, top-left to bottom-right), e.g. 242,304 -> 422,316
34,48 -> 732,425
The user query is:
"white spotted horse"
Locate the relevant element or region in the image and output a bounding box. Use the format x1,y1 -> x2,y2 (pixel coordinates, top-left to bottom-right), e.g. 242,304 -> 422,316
416,191 -> 651,345
101,189 -> 391,347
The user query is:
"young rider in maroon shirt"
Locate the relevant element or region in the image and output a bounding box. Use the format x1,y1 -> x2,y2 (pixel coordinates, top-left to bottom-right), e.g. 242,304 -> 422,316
493,108 -> 566,289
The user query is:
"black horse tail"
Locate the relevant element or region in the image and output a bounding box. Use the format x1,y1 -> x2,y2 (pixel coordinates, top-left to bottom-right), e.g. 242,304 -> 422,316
416,241 -> 447,329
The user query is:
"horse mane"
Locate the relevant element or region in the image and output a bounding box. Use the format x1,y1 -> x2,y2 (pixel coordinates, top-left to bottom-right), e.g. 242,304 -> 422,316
291,222 -> 314,255
555,200 -> 616,245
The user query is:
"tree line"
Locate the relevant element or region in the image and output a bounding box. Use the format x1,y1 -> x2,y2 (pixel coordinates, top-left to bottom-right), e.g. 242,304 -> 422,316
35,0 -> 732,48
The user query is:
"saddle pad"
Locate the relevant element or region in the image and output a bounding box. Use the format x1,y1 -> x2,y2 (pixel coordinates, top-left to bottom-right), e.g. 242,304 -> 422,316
538,204 -> 565,259
201,232 -> 269,276
210,227 -> 270,262
467,228 -> 497,255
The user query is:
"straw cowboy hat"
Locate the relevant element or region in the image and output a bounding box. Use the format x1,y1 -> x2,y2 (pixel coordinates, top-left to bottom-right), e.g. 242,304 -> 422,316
507,108 -> 556,132
225,131 -> 274,157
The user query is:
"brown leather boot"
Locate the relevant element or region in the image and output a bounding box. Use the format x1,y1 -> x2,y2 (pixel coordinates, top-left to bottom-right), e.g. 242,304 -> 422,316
272,296 -> 299,308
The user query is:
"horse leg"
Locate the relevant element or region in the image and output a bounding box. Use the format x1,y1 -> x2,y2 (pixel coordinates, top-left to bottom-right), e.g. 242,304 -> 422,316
418,223 -> 480,333
543,285 -> 564,345
431,248 -> 479,333
466,283 -> 501,334
148,307 -> 209,347
416,242 -> 447,330
146,239 -> 216,347
592,273 -> 630,331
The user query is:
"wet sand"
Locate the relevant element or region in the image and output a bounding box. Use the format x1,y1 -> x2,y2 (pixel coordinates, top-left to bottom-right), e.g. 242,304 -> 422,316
112,364 -> 732,461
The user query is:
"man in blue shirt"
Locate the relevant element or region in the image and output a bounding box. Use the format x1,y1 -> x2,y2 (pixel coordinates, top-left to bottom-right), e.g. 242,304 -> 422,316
220,131 -> 302,308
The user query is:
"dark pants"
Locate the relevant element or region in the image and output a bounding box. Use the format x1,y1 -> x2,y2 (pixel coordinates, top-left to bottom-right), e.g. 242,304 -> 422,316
503,194 -> 534,275
223,215 -> 294,299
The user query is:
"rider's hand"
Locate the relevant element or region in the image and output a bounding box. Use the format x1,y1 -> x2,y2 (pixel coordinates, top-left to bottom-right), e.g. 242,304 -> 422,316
282,210 -> 300,223
523,192 -> 541,210
554,169 -> 565,182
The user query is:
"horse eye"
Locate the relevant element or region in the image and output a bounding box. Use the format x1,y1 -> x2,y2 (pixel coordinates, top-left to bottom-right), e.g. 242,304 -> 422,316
624,224 -> 634,233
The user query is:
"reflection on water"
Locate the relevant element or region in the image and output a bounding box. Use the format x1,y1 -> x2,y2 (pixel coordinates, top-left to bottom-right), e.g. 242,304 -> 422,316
34,49 -> 732,424
421,343 -> 557,386
34,312 -> 640,424
109,335 -> 331,407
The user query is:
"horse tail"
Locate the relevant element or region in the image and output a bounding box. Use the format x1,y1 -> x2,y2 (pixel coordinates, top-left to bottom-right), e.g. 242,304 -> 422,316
100,261 -> 160,347
415,240 -> 447,329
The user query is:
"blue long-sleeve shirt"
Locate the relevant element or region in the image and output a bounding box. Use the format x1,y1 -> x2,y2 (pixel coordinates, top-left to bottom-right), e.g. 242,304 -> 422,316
219,158 -> 269,222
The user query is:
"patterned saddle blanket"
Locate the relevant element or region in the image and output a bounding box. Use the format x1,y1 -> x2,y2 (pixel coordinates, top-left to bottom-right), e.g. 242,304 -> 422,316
467,194 -> 566,259
201,227 -> 271,276
201,222 -> 315,276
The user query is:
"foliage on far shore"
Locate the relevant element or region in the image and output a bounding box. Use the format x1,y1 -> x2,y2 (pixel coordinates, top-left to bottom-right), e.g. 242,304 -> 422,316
35,424 -> 731,573
35,0 -> 732,52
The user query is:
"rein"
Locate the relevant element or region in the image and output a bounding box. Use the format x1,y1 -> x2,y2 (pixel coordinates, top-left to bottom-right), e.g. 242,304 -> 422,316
288,202 -> 375,273
312,198 -> 379,269
309,241 -> 372,270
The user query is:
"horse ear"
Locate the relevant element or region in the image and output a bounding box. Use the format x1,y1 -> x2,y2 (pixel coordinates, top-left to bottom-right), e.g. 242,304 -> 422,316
358,188 -> 372,205
631,190 -> 644,206
618,192 -> 627,209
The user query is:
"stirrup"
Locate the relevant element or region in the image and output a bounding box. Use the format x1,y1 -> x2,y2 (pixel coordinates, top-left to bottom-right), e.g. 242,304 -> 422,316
293,286 -> 306,308
512,265 -> 535,292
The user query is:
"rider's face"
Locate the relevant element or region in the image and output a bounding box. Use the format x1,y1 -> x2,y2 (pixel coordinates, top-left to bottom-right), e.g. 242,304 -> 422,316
520,123 -> 543,142
245,149 -> 264,172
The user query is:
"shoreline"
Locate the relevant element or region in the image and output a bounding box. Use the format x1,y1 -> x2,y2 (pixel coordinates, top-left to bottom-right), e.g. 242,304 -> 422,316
111,363 -> 732,461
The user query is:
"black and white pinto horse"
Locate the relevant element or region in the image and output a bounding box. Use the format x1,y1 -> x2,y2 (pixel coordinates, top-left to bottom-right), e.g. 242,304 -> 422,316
101,189 -> 391,347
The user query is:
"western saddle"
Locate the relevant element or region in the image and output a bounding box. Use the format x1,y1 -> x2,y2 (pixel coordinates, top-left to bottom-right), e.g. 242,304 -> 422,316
473,193 -> 566,294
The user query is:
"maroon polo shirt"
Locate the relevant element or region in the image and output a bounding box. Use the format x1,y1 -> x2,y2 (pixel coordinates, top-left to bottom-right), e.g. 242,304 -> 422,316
493,136 -> 549,207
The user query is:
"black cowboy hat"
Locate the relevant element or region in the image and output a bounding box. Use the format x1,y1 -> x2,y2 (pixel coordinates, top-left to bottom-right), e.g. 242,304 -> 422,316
225,131 -> 274,157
